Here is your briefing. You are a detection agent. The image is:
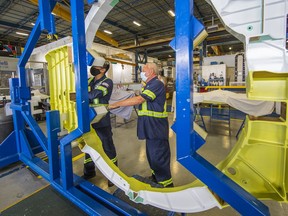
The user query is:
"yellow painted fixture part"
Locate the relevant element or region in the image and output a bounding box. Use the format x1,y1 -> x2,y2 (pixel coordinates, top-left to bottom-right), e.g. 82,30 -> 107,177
194,71 -> 288,205
45,46 -> 78,132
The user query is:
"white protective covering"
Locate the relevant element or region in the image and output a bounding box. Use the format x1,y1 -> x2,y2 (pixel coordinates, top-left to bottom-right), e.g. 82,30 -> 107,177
199,90 -> 274,116
172,90 -> 274,118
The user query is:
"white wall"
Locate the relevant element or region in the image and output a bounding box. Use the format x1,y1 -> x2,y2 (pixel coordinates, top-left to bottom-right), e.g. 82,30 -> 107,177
203,54 -> 236,67
111,63 -> 133,84
0,57 -> 18,72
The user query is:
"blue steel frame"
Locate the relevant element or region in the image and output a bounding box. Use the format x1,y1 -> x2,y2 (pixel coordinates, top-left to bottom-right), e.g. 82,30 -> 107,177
173,0 -> 269,215
0,0 -> 144,215
0,0 -> 270,215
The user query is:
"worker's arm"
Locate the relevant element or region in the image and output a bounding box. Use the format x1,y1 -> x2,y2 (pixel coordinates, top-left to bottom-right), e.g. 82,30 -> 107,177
108,95 -> 145,110
88,88 -> 105,100
88,79 -> 112,101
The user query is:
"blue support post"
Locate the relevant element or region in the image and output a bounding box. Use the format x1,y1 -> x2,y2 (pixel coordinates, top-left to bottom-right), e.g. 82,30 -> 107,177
173,0 -> 269,215
174,0 -> 194,157
71,0 -> 89,133
9,78 -> 25,163
47,111 -> 61,181
59,0 -> 90,190
38,0 -> 53,31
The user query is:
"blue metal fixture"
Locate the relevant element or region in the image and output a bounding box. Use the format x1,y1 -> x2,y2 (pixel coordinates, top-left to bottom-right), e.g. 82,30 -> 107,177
0,0 -> 145,215
0,0 -> 270,215
172,0 -> 269,215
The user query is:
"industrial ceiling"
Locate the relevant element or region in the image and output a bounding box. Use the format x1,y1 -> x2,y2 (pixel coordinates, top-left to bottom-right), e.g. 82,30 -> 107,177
0,0 -> 243,60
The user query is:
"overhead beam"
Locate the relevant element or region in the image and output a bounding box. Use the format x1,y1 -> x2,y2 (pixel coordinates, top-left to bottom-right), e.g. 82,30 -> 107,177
104,19 -> 137,35
0,0 -> 18,15
29,0 -> 119,47
0,20 -> 32,32
104,57 -> 136,66
207,38 -> 242,46
211,45 -> 221,55
120,37 -> 174,50
194,1 -> 204,18
0,20 -> 66,38
147,49 -> 174,57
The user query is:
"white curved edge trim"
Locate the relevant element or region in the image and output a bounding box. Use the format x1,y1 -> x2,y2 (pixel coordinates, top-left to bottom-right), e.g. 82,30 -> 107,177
85,0 -> 115,49
82,145 -> 221,213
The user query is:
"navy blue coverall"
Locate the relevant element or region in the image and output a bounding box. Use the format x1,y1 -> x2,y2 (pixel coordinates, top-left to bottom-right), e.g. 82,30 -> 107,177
84,75 -> 117,176
138,77 -> 173,187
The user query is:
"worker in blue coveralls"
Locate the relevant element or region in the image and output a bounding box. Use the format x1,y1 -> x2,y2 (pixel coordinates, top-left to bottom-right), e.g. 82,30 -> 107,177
108,63 -> 173,188
84,57 -> 117,187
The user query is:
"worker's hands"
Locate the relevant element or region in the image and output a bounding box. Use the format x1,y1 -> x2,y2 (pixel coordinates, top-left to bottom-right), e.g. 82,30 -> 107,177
107,104 -> 120,110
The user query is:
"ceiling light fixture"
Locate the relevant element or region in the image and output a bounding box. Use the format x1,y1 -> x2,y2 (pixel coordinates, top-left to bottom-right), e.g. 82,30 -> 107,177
229,47 -> 232,50
133,21 -> 141,27
104,30 -> 112,34
168,10 -> 175,17
31,22 -> 35,26
168,55 -> 172,57
16,32 -> 29,36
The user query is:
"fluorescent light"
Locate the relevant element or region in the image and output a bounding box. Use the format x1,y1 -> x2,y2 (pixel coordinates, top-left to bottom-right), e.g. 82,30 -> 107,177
168,10 -> 175,17
31,22 -> 35,26
104,30 -> 112,34
133,21 -> 141,27
16,32 -> 29,36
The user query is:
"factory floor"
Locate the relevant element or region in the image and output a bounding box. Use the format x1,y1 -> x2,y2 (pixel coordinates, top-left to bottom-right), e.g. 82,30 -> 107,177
0,112 -> 288,216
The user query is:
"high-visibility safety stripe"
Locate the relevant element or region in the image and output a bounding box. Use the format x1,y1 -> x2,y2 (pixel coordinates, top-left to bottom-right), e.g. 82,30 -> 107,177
92,98 -> 99,105
88,77 -> 94,84
88,77 -> 94,91
159,178 -> 173,187
142,89 -> 156,100
88,77 -> 109,105
96,85 -> 108,96
111,157 -> 117,163
139,101 -> 168,118
84,158 -> 93,164
138,110 -> 168,118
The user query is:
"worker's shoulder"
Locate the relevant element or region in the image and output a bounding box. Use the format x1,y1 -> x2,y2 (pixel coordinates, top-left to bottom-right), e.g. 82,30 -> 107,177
148,78 -> 164,88
102,77 -> 113,87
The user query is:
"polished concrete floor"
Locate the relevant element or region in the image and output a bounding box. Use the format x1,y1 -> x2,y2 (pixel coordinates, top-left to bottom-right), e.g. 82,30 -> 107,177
1,112 -> 288,215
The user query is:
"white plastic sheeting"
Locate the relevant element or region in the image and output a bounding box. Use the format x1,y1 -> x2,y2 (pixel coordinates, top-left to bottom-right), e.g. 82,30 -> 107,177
172,90 -> 274,117
199,90 -> 274,116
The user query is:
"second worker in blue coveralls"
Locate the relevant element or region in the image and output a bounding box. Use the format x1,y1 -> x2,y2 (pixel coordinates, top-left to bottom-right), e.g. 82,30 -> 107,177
108,63 -> 173,188
84,57 -> 117,187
